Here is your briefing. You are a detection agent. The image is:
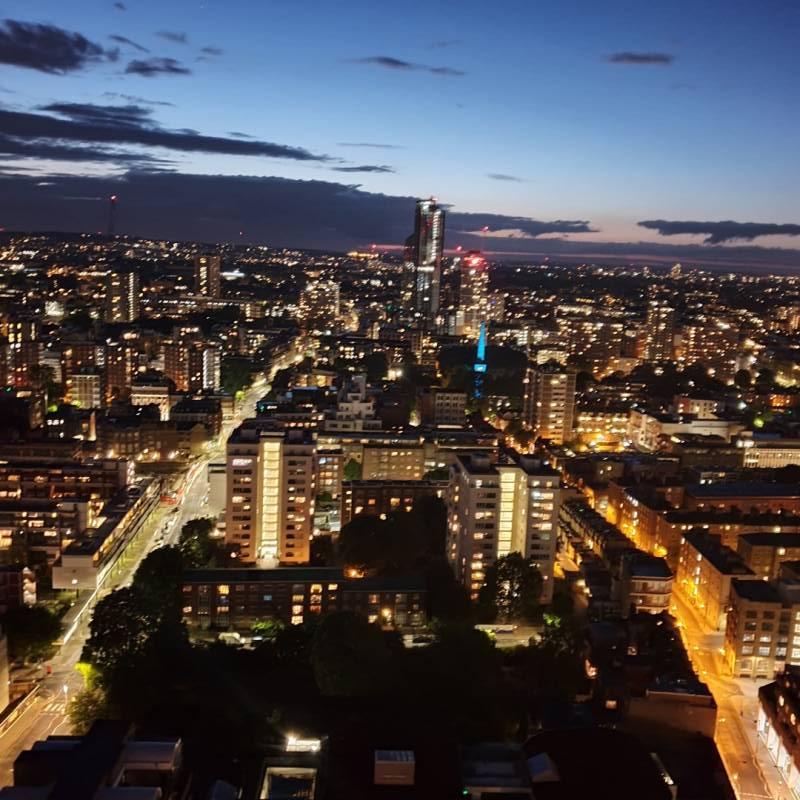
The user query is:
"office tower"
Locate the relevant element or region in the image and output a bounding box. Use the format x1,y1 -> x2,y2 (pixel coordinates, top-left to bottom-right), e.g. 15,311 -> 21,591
405,198 -> 445,320
457,251 -> 489,339
643,300 -> 675,362
194,254 -> 221,297
523,362 -> 576,445
104,270 -> 140,323
447,452 -> 561,602
225,422 -> 316,565
298,275 -> 340,334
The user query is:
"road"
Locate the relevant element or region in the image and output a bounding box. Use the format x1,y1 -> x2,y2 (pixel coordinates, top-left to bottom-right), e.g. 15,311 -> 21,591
671,590 -> 787,800
0,363 -> 282,785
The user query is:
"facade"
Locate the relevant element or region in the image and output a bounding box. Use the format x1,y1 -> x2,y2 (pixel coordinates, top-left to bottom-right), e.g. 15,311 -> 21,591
724,579 -> 800,678
758,667 -> 800,797
104,269 -> 140,323
447,452 -> 561,603
194,254 -> 221,297
341,479 -> 446,526
620,553 -> 673,616
130,380 -> 171,421
68,369 -> 103,410
523,362 -> 576,445
676,531 -> 756,630
181,567 -> 427,629
457,251 -> 489,339
737,533 -> 800,580
739,437 -> 800,469
406,198 -> 445,319
643,300 -> 675,361
418,387 -> 467,427
225,422 -> 316,565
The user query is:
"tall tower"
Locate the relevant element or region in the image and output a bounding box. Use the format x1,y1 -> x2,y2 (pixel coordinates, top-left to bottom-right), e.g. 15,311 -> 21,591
194,254 -> 221,297
458,251 -> 489,338
104,269 -> 140,323
407,198 -> 445,321
523,361 -> 576,445
644,300 -> 676,362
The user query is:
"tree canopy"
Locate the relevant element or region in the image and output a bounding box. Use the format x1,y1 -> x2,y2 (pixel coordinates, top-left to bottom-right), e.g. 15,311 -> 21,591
477,553 -> 543,623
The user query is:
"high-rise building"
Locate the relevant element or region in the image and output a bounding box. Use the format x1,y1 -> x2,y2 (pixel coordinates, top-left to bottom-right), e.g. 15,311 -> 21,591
68,369 -> 103,409
523,362 -> 577,444
405,198 -> 445,320
104,340 -> 137,403
447,452 -> 561,602
164,341 -> 221,393
225,422 -> 316,565
194,254 -> 221,297
643,300 -> 676,362
104,270 -> 140,323
298,275 -> 340,334
457,251 -> 489,339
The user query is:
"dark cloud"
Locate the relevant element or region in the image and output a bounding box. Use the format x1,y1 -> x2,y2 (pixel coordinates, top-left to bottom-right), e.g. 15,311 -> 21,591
102,92 -> 174,107
639,219 -> 800,245
338,142 -> 401,150
125,57 -> 191,77
0,19 -> 117,74
332,165 -> 395,174
228,131 -> 252,139
109,34 -> 149,53
0,103 -> 328,163
156,30 -> 188,44
351,56 -> 465,76
1,169 -> 799,271
452,212 -> 594,239
487,173 -> 524,182
200,46 -> 223,56
607,52 -> 674,65
113,2 -> 126,9
0,134 -> 166,166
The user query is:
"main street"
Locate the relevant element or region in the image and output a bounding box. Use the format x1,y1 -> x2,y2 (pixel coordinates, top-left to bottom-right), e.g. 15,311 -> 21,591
671,590 -> 789,800
0,342 -> 300,784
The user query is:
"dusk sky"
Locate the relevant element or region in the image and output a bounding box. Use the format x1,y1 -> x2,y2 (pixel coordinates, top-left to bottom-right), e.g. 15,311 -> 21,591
1,0 -> 799,263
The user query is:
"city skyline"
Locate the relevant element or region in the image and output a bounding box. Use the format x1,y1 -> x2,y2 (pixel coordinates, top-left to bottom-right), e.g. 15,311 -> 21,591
0,0 -> 799,267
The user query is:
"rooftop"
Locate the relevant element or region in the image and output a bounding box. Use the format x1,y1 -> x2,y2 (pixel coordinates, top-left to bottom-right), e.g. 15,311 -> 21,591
732,579 -> 781,603
683,531 -> 755,576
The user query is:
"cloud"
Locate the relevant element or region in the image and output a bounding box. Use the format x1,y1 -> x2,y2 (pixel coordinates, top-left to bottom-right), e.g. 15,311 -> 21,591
156,30 -> 188,44
109,34 -> 149,53
0,133 -> 167,166
228,131 -> 252,139
351,56 -> 465,76
113,2 -> 126,9
638,219 -> 800,245
0,103 -> 329,164
200,46 -> 223,56
338,142 -> 401,150
332,165 -> 395,174
125,57 -> 191,76
452,213 -> 594,239
102,92 -> 174,107
607,52 -> 674,65
487,173 -> 524,182
0,19 -> 117,73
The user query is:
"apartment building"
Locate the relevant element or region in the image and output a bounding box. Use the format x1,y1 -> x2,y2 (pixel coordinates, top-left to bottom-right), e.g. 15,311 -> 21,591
523,362 -> 576,445
447,452 -> 560,603
225,422 -> 316,565
341,479 -> 447,525
758,667 -> 800,797
676,531 -> 756,631
737,533 -> 800,580
418,388 -> 467,427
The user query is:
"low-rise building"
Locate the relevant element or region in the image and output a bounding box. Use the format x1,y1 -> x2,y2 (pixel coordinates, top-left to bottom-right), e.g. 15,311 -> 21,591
758,667 -> 800,797
676,531 -> 756,630
738,533 -> 800,580
181,567 -> 427,629
418,388 -> 467,427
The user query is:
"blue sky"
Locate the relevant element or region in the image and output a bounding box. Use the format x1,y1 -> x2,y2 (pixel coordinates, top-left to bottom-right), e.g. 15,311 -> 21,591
1,0 -> 799,255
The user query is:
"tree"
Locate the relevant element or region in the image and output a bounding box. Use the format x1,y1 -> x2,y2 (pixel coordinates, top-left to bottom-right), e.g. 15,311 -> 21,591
734,368 -> 752,389
343,458 -> 362,482
221,357 -> 257,395
133,546 -> 184,623
251,618 -> 284,641
2,606 -> 62,662
477,553 -> 543,623
68,687 -> 111,735
311,611 -> 395,695
82,586 -> 156,676
178,517 -> 216,568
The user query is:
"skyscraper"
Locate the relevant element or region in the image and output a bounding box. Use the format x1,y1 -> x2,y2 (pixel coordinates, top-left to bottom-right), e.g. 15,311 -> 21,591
523,361 -> 577,445
457,251 -> 489,339
104,269 -> 140,323
405,198 -> 445,320
643,300 -> 676,362
194,254 -> 221,297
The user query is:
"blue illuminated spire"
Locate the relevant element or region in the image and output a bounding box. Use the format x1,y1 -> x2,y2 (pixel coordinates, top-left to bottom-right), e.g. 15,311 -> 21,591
473,321 -> 487,398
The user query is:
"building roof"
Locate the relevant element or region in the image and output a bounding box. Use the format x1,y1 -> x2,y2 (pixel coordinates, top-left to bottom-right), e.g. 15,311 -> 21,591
625,552 -> 672,579
683,531 -> 754,576
739,532 -> 800,549
731,579 -> 781,603
687,483 -> 800,499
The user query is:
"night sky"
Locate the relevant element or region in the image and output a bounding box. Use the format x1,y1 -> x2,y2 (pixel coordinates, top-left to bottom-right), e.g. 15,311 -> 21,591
1,0 -> 798,263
